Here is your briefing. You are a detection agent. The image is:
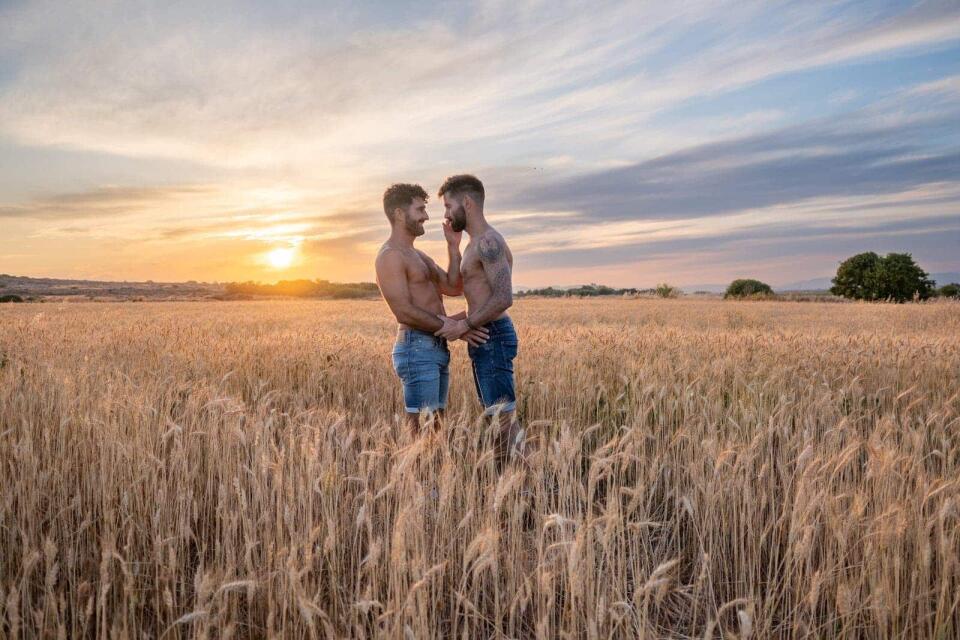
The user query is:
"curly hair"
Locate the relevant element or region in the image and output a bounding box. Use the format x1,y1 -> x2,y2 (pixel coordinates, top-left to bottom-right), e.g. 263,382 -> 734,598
382,183 -> 428,223
437,174 -> 485,207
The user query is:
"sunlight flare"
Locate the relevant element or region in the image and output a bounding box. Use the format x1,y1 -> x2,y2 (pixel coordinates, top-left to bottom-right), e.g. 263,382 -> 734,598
264,246 -> 297,270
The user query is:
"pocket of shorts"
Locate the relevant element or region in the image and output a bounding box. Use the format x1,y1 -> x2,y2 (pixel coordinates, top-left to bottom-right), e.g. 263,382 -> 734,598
407,341 -> 434,365
470,339 -> 494,355
392,346 -> 408,377
502,337 -> 519,360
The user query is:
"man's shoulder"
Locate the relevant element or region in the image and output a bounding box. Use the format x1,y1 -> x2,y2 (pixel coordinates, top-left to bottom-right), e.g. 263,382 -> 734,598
477,228 -> 508,261
375,244 -> 405,269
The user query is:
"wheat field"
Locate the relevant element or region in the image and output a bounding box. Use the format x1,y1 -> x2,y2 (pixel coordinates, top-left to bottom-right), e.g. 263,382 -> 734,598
1,298 -> 958,638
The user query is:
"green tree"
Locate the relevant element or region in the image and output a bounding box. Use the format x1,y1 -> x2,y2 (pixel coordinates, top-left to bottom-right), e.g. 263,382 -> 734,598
874,253 -> 934,301
830,252 -> 881,300
830,252 -> 933,302
724,279 -> 773,298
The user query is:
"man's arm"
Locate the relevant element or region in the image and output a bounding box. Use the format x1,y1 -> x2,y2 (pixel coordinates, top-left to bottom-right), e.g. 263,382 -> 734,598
419,249 -> 463,296
375,250 -> 445,332
466,233 -> 513,327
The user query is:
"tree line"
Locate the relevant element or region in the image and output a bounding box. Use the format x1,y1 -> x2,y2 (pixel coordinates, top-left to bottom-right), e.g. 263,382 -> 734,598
723,253 -> 957,302
223,279 -> 380,299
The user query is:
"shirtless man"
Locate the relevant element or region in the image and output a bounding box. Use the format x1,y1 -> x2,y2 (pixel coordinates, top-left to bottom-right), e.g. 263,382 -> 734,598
433,175 -> 522,466
374,183 -> 488,434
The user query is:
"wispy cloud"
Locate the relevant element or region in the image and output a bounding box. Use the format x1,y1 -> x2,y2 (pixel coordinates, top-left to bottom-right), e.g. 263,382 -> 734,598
509,110 -> 960,223
2,1 -> 958,170
0,185 -> 215,219
0,1 -> 958,283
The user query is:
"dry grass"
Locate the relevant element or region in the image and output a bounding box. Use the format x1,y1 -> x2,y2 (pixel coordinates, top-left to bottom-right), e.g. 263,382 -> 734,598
1,298 -> 958,638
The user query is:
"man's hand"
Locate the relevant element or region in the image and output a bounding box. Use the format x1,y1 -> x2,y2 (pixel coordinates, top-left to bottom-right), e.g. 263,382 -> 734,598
442,310 -> 488,344
460,327 -> 489,347
442,219 -> 462,247
435,316 -> 470,341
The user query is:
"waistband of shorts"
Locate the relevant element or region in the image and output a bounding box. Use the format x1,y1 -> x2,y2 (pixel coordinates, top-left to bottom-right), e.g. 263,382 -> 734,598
481,316 -> 515,333
396,327 -> 447,344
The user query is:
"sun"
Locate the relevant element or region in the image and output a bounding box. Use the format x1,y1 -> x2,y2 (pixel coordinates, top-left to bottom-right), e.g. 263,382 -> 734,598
265,246 -> 296,270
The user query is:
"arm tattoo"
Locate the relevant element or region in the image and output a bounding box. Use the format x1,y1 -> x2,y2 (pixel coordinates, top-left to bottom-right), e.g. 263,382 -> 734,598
490,263 -> 511,299
478,236 -> 503,262
478,235 -> 509,299
466,233 -> 513,326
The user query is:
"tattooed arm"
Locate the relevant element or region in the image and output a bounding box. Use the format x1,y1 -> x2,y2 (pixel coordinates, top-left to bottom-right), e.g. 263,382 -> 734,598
466,232 -> 513,328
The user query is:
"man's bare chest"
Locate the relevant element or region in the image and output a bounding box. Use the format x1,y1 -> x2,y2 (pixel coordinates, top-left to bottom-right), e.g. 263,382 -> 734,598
460,246 -> 484,279
400,251 -> 432,283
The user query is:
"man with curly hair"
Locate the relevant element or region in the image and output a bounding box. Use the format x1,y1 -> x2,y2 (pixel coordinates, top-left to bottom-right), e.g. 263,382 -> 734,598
375,183 -> 489,434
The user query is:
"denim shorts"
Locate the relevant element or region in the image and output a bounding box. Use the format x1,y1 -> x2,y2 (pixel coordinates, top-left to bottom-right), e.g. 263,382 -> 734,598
392,329 -> 450,414
467,316 -> 519,415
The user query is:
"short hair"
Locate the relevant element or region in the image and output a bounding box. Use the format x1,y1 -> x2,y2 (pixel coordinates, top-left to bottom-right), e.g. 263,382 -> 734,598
437,174 -> 485,207
382,183 -> 428,223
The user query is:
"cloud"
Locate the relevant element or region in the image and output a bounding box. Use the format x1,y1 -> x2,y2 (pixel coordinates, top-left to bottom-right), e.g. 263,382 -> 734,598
904,73 -> 960,98
1,0 -> 957,174
1,1 -> 958,284
510,216 -> 960,278
301,227 -> 383,255
0,185 -> 216,219
506,105 -> 960,223
1,183 -> 387,262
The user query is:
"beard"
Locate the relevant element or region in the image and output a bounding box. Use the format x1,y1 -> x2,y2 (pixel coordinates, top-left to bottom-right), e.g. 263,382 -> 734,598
450,204 -> 467,232
404,214 -> 425,237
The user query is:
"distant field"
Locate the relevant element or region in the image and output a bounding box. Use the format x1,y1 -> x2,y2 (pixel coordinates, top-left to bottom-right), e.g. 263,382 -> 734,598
1,299 -> 958,638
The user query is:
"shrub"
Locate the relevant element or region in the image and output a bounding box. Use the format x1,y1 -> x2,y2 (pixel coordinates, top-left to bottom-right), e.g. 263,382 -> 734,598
937,283 -> 960,299
655,283 -> 679,298
724,279 -> 773,299
0,294 -> 24,303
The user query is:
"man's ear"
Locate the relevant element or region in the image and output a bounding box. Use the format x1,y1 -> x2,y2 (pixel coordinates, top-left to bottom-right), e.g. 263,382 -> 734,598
463,195 -> 474,213
394,206 -> 404,221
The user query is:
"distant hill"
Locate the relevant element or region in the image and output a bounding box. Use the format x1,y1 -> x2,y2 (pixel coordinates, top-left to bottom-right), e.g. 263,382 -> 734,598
516,284 -> 653,297
0,274 -> 381,302
0,274 -> 224,301
224,280 -> 378,299
678,282 -> 727,294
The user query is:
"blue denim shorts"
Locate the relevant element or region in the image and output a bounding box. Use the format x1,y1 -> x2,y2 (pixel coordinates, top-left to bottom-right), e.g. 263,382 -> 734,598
467,316 -> 519,415
392,329 -> 450,414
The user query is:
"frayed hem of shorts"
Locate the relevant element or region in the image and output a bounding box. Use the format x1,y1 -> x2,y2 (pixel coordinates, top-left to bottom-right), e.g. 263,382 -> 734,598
482,401 -> 516,416
404,406 -> 446,414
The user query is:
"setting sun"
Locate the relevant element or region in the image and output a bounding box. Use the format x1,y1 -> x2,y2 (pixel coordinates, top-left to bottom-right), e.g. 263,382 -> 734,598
265,246 -> 296,270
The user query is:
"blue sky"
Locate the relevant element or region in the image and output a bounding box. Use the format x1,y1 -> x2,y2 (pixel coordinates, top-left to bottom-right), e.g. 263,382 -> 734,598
0,0 -> 958,287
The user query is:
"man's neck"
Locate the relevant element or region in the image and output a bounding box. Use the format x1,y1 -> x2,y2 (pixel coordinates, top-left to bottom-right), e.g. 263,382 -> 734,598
466,213 -> 490,238
388,228 -> 415,248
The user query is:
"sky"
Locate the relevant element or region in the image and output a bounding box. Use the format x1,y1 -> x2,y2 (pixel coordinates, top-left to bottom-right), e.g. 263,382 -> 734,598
1,0 -> 958,288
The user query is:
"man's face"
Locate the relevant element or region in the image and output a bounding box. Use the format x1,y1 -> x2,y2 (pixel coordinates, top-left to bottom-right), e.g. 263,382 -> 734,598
400,197 -> 428,237
442,193 -> 467,233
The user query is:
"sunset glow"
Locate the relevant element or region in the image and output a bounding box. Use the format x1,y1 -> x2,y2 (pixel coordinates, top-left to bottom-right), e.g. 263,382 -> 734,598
0,2 -> 957,286
265,247 -> 297,270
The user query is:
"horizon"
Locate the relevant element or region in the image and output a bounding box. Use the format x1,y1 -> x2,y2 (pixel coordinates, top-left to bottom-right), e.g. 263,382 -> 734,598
2,1 -> 959,286
6,266 -> 960,294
